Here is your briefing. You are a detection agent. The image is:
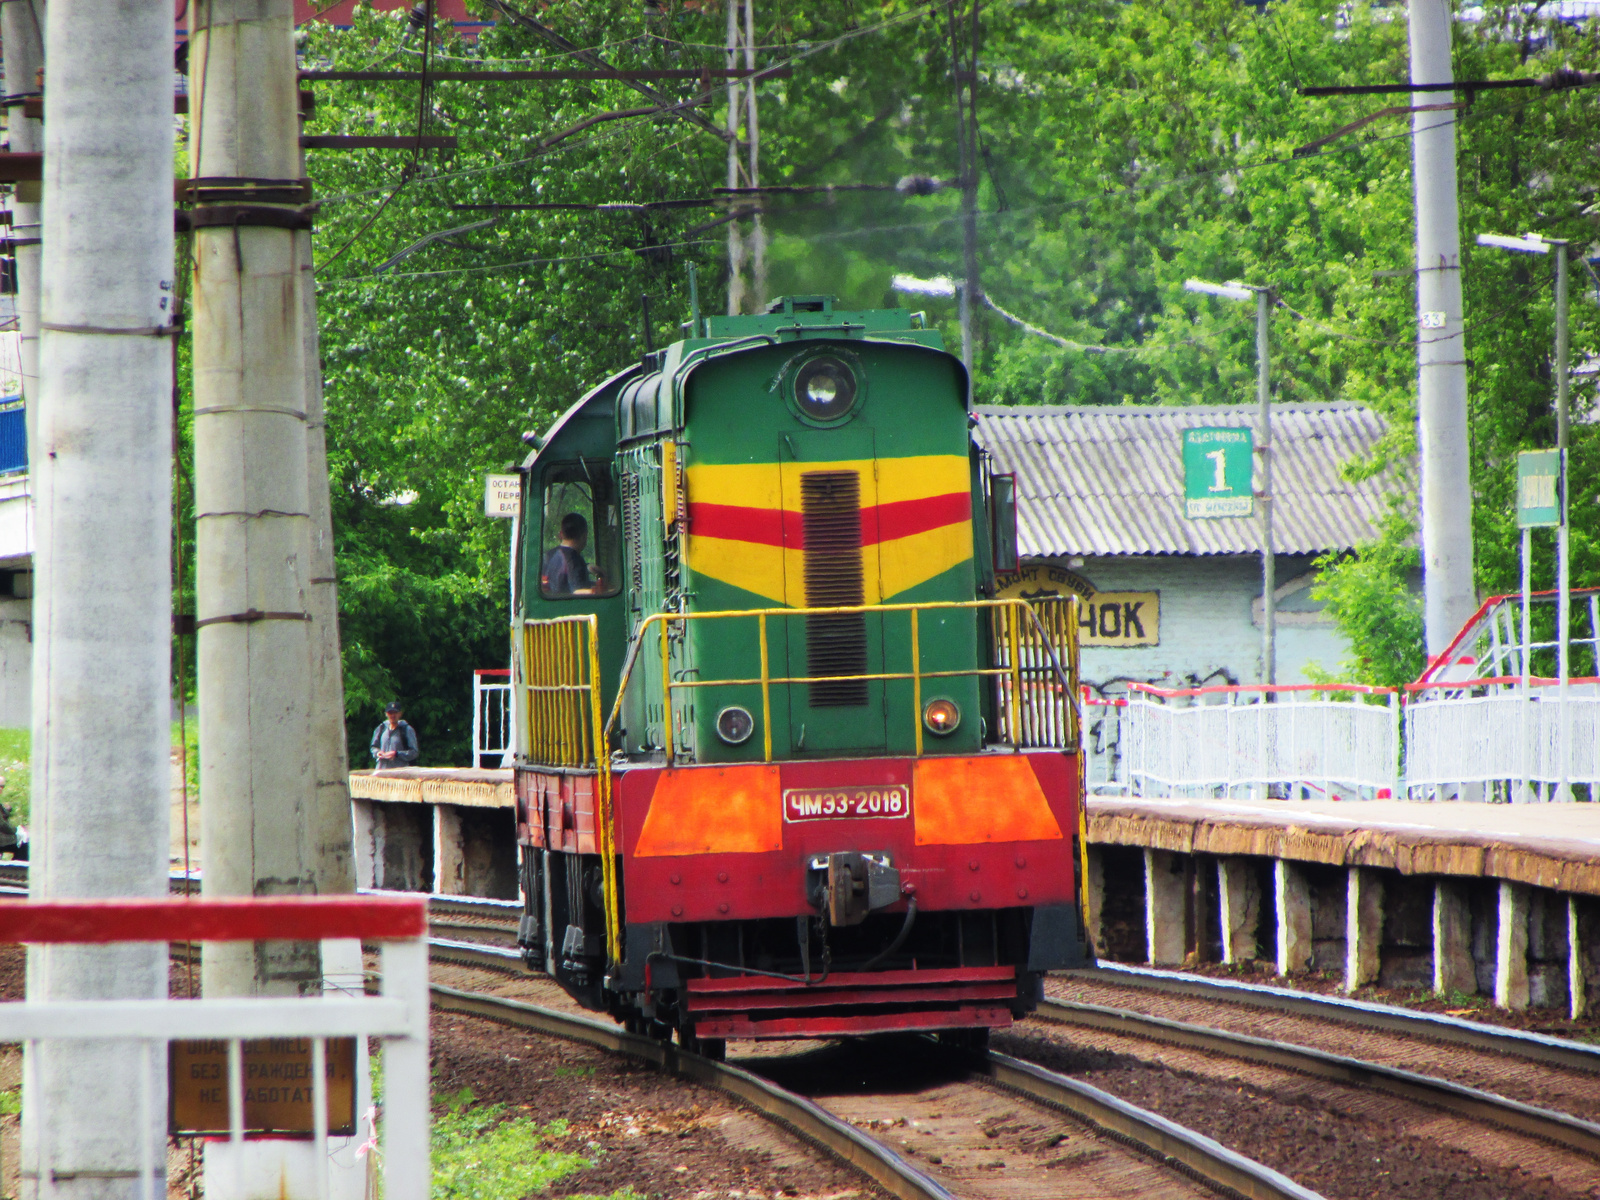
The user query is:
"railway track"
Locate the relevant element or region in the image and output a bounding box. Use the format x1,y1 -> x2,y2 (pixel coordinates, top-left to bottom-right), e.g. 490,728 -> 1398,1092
424,899 -> 1326,1200
1034,996 -> 1600,1160
1069,962 -> 1600,1073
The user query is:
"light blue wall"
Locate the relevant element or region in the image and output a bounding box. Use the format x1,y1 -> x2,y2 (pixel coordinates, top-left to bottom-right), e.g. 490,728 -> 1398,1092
1067,554 -> 1352,696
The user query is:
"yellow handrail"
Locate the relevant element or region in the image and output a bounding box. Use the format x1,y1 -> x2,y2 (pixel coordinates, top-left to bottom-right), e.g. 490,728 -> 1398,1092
517,596 -> 1078,971
517,614 -> 620,964
600,597 -> 1078,763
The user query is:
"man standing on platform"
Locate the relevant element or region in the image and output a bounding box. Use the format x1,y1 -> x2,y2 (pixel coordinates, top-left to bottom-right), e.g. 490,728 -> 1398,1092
371,701 -> 419,770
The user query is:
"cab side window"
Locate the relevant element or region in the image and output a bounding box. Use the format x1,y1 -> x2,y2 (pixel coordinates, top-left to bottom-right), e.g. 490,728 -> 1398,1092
539,464 -> 621,599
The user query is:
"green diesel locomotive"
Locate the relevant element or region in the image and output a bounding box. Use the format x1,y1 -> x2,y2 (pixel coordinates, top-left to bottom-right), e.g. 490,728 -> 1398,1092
512,294 -> 1088,1054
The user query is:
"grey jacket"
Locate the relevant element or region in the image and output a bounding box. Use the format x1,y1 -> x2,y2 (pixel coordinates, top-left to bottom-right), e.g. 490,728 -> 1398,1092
370,720 -> 419,769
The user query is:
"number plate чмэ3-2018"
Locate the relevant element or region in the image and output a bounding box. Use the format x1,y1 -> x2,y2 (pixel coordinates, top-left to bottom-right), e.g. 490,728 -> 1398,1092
782,785 -> 911,822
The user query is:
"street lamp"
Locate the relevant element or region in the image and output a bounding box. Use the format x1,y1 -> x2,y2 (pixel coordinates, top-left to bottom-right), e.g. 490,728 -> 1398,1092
1185,278 -> 1278,686
1476,231 -> 1572,799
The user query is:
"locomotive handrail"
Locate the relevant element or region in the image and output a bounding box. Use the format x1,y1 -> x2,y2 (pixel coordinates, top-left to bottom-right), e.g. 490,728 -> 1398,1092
515,613 -> 621,965
519,598 -> 1076,971
600,596 -> 1079,764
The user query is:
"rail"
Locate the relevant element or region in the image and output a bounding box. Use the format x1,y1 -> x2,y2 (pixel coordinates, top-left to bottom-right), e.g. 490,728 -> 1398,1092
1,896 -> 431,1200
604,596 -> 1079,763
1403,675 -> 1600,801
1075,962 -> 1600,1073
1035,997 -> 1600,1159
1122,682 -> 1401,801
429,986 -> 954,1200
429,983 -> 1324,1200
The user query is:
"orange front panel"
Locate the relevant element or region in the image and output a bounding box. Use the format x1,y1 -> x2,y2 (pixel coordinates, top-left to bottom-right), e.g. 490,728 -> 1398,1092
910,755 -> 1064,846
632,764 -> 784,857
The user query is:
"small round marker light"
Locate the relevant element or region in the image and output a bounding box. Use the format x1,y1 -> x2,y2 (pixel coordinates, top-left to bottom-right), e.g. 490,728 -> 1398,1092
922,698 -> 961,736
715,705 -> 755,745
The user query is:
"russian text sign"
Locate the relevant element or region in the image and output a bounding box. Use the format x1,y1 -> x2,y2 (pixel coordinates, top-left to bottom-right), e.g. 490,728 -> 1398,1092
169,1037 -> 357,1136
484,474 -> 521,518
995,563 -> 1159,647
1182,427 -> 1254,519
1516,449 -> 1562,528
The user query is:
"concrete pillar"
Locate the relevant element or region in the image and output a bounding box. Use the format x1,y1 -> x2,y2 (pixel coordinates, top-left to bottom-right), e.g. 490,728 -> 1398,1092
1569,896 -> 1588,1021
23,6 -> 173,1200
1275,859 -> 1312,976
1496,880 -> 1530,1010
1144,849 -> 1186,965
433,805 -> 465,895
1345,867 -> 1383,992
1218,857 -> 1259,964
1084,845 -> 1105,957
351,799 -> 376,890
193,0 -> 320,997
1432,879 -> 1475,996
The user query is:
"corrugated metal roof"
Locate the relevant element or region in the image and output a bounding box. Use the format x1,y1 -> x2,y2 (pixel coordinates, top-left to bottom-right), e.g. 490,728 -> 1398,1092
972,403 -> 1404,557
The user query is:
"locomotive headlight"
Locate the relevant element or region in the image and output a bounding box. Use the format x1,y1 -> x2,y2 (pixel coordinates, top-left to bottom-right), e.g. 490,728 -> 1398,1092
794,356 -> 858,420
922,698 -> 961,736
715,705 -> 756,745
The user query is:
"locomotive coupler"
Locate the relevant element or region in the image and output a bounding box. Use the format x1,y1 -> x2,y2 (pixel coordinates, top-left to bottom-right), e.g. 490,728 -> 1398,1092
808,851 -> 900,926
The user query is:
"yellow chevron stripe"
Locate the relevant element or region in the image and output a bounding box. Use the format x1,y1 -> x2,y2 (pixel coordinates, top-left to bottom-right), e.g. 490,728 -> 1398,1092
684,454 -> 970,508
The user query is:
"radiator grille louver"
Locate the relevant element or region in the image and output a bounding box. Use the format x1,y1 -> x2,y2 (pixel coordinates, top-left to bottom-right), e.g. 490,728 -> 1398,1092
800,470 -> 868,707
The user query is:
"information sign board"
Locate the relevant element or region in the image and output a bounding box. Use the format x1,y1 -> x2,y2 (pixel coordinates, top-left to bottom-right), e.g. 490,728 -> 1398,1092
1182,428 -> 1254,518
484,473 -> 521,518
169,1037 -> 357,1136
1516,449 -> 1562,528
994,563 -> 1160,647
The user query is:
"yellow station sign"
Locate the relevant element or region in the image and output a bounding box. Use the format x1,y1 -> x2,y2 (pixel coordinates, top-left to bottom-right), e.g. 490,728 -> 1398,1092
996,562 -> 1159,647
169,1037 -> 357,1136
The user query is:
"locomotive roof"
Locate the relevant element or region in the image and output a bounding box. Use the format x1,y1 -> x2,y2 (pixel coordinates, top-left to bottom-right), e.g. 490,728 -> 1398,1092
972,402 -> 1405,558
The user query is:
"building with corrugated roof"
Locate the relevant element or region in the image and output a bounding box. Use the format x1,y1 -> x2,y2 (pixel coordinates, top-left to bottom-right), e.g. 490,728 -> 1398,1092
972,403 -> 1407,696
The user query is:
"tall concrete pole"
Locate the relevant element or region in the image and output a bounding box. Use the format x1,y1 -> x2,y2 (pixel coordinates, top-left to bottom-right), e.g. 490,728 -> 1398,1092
1409,0 -> 1476,657
948,0 -> 980,395
191,0 -> 322,996
2,0 -> 44,458
743,0 -> 765,311
21,7 -> 173,1200
724,0 -> 745,316
1257,288 -> 1276,686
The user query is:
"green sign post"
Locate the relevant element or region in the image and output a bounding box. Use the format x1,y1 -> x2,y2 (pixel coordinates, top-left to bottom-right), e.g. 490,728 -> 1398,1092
1182,427 -> 1254,519
1516,449 -> 1562,528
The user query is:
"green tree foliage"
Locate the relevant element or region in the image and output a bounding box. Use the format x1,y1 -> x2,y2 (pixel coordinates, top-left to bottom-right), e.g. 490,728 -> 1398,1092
299,0 -> 1600,716
301,3 -> 725,760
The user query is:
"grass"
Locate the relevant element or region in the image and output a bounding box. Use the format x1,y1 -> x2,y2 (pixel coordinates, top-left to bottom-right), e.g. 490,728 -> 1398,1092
430,1087 -> 609,1200
0,1088 -> 18,1116
0,726 -> 27,827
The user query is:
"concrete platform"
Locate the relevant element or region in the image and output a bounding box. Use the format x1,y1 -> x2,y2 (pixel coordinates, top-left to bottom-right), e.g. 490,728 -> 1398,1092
349,768 -> 516,899
349,767 -> 512,808
1088,797 -> 1600,896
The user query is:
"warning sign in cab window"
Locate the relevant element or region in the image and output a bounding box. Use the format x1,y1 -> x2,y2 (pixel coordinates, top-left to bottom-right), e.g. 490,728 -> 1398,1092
169,1038 -> 357,1136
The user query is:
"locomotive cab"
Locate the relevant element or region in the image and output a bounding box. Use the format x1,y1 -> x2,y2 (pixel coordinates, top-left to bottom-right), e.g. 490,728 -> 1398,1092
512,296 -> 1092,1050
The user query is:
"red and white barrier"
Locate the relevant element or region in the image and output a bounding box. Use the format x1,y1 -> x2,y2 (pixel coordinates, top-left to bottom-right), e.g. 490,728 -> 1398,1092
0,895 -> 430,1200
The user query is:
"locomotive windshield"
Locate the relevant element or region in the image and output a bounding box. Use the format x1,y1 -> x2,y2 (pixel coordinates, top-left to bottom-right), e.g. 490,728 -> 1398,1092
538,462 -> 621,599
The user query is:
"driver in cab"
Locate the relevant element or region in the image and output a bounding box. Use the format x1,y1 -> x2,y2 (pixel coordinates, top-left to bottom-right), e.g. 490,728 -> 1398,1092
542,512 -> 603,596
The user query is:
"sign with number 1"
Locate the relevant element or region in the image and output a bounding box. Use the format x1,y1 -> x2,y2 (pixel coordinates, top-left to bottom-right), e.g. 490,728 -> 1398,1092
1182,427 -> 1254,518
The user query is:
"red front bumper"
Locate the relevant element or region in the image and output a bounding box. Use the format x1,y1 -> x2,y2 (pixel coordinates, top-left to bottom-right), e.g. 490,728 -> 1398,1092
685,964 -> 1018,1039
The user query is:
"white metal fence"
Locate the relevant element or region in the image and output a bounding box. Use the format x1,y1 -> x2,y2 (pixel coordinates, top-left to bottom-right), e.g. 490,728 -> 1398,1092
1404,681 -> 1600,801
1117,683 -> 1401,801
472,667 -> 512,767
1,896 -> 431,1200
